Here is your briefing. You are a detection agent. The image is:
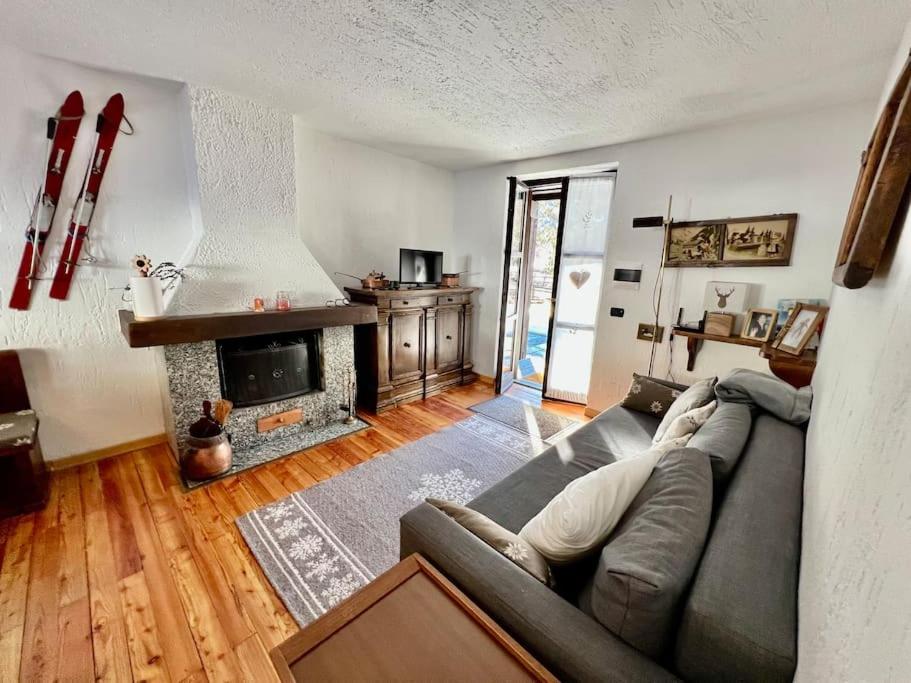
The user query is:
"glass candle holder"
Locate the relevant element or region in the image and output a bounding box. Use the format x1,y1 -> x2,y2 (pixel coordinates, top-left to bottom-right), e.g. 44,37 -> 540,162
276,290 -> 291,311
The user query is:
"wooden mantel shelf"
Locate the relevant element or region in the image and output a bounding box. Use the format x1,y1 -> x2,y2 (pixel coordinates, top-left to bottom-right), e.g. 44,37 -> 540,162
672,326 -> 817,388
119,304 -> 377,348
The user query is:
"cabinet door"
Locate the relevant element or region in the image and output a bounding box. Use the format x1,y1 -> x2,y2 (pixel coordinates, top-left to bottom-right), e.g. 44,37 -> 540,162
390,310 -> 424,383
436,306 -> 463,372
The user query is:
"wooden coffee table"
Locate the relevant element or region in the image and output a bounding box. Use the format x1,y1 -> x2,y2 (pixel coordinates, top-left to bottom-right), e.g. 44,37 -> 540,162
270,553 -> 555,681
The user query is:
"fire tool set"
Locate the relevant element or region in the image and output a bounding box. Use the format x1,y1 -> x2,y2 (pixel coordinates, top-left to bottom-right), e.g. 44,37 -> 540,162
8,90 -> 128,310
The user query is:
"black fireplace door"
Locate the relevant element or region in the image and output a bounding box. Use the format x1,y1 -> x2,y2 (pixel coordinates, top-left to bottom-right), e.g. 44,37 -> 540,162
217,331 -> 321,408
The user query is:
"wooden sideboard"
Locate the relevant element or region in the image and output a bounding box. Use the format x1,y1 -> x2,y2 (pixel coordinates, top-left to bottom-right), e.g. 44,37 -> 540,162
345,287 -> 479,412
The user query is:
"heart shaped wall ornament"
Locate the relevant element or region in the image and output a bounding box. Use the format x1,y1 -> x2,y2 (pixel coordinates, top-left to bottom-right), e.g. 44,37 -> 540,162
569,269 -> 591,289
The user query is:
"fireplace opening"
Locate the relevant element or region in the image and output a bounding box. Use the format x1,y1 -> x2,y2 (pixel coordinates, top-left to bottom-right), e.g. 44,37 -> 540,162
216,330 -> 324,408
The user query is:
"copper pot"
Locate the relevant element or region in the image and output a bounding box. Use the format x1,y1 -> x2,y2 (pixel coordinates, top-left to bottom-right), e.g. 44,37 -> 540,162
360,270 -> 389,289
440,273 -> 461,288
182,432 -> 232,481
336,270 -> 389,290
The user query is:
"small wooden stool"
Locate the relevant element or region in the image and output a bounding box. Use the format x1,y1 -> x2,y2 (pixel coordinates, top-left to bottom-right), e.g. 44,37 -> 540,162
0,351 -> 48,517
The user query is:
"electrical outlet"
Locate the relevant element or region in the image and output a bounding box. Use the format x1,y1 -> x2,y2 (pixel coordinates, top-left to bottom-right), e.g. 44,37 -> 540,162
610,307 -> 624,317
636,323 -> 665,342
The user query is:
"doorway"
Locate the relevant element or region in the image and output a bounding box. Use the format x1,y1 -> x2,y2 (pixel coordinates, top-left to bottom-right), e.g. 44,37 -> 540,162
516,189 -> 561,390
495,173 -> 615,405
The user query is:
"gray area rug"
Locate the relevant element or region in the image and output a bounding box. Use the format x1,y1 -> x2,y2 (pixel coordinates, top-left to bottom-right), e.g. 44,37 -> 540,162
236,414 -> 546,626
470,395 -> 580,441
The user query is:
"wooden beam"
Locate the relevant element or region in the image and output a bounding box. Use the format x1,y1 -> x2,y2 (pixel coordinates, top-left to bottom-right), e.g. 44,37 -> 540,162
119,304 -> 378,348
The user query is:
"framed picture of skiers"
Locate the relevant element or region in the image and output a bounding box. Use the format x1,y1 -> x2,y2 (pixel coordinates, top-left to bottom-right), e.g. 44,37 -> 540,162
664,213 -> 797,267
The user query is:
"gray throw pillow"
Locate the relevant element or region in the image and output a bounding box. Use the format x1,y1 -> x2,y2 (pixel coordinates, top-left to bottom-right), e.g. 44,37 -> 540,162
426,498 -> 553,586
688,401 -> 753,486
620,373 -> 683,418
577,447 -> 713,658
652,376 -> 718,443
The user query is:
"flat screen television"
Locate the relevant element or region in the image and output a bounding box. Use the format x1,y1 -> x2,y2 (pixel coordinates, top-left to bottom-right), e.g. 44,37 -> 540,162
400,249 -> 443,285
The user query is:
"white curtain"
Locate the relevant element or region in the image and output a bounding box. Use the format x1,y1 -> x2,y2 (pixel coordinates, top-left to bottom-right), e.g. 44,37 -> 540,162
545,175 -> 614,403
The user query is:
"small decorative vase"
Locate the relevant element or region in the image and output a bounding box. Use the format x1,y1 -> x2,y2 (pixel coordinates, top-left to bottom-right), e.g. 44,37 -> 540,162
181,432 -> 232,481
131,275 -> 165,320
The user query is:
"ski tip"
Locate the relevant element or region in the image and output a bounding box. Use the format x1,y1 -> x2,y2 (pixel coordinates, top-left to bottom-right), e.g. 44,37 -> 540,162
62,90 -> 85,117
102,93 -> 125,123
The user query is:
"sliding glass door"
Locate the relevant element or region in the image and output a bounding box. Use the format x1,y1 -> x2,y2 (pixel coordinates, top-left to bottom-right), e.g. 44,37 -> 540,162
543,174 -> 614,403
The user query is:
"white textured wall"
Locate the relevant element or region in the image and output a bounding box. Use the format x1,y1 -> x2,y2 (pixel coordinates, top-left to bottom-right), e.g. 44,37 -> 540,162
797,22 -> 911,681
0,45 -> 195,460
294,124 -> 457,291
170,87 -> 340,313
453,102 -> 874,406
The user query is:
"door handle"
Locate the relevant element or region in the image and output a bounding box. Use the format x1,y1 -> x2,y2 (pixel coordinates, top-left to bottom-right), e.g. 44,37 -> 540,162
445,335 -> 452,340
403,342 -> 411,348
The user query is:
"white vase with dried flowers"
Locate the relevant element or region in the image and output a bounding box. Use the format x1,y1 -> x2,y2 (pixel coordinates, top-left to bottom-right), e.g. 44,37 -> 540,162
130,254 -> 165,320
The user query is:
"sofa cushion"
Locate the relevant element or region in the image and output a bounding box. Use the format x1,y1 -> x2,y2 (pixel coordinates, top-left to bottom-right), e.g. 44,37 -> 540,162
620,374 -> 684,418
426,498 -> 553,585
674,414 -> 804,682
687,401 -> 753,487
654,400 -> 716,444
468,405 -> 660,533
578,447 -> 713,659
653,376 -> 717,443
519,444 -> 676,564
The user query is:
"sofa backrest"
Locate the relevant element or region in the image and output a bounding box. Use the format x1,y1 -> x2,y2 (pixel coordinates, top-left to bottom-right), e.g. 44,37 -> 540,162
674,413 -> 805,682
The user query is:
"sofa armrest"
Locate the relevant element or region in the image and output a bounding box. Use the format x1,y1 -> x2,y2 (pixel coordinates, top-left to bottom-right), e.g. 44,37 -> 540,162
400,503 -> 678,683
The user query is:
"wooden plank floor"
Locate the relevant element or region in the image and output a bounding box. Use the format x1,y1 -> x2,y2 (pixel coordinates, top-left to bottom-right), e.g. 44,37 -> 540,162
0,384 -> 584,682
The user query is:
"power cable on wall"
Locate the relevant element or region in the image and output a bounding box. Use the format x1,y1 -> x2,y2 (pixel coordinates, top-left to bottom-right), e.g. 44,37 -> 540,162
648,195 -> 673,379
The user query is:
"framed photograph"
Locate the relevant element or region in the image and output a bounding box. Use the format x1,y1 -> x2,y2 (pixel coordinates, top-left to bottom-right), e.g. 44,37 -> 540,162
665,223 -> 723,266
720,214 -> 797,266
703,281 -> 753,314
775,298 -> 826,329
741,307 -> 777,342
772,304 -> 828,355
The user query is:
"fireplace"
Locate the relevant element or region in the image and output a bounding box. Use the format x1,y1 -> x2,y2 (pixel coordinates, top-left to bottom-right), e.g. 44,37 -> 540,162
217,330 -> 323,408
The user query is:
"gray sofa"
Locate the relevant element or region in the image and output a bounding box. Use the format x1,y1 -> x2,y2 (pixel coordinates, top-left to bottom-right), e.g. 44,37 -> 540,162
400,394 -> 804,681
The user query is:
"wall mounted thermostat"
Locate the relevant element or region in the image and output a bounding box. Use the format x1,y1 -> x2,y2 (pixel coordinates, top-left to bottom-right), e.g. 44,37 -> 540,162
612,262 -> 643,289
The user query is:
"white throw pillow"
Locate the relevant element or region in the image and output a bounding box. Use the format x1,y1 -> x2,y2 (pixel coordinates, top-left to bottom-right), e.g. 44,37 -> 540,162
655,400 -> 717,444
518,443 -> 681,564
652,376 -> 717,444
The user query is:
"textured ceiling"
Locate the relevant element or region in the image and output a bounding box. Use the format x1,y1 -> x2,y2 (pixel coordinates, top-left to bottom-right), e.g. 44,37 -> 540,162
2,1 -> 908,169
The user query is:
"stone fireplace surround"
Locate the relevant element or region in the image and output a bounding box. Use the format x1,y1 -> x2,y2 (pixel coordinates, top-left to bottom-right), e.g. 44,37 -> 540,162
121,305 -> 377,486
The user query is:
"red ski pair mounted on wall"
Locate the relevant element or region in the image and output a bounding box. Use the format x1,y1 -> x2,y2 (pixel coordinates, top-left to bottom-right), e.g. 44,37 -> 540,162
9,91 -> 127,310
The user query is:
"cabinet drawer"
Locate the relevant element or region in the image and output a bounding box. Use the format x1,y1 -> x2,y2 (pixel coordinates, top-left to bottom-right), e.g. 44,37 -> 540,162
390,296 -> 435,310
437,294 -> 468,306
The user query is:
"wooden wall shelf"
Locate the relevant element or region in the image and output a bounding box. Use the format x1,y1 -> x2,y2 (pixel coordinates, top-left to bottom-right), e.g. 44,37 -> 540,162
119,304 -> 377,348
672,328 -> 763,371
671,327 -> 816,388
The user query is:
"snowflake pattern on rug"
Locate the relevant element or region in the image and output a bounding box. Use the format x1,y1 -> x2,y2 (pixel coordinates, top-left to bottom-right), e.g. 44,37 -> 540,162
305,553 -> 340,582
274,516 -> 307,539
408,468 -> 482,504
263,501 -> 295,522
288,534 -> 324,561
249,498 -> 372,622
322,574 -> 361,607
